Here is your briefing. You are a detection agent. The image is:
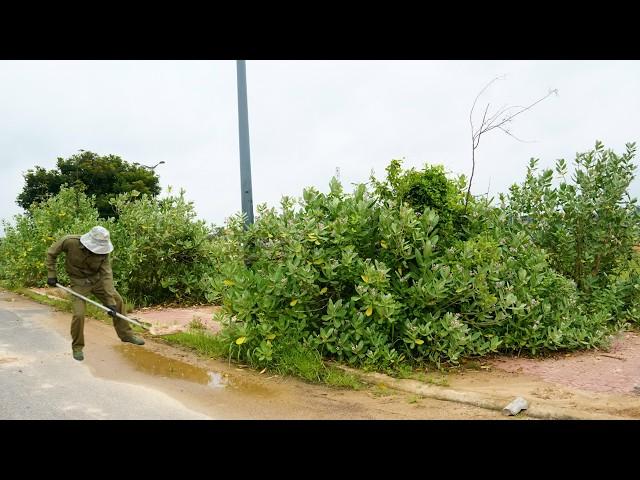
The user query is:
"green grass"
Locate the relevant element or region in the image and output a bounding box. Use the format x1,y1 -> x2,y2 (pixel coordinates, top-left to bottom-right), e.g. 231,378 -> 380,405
324,367 -> 364,389
407,395 -> 420,404
425,375 -> 450,387
395,365 -> 450,387
370,384 -> 394,397
162,330 -> 229,357
274,343 -> 325,382
187,317 -> 207,330
271,343 -> 364,389
163,329 -> 364,389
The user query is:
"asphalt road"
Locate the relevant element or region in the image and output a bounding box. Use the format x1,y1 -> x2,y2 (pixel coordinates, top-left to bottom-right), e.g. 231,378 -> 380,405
0,295 -> 209,420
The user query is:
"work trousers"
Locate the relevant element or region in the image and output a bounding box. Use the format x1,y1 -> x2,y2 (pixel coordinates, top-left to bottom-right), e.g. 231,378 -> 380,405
69,278 -> 133,350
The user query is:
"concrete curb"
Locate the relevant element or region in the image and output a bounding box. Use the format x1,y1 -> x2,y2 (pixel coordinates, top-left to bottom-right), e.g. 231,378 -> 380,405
335,365 -> 631,420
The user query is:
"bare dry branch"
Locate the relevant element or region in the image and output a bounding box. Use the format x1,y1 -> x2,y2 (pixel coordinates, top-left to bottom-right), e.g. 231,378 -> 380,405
471,77 -> 498,120
498,126 -> 536,143
465,78 -> 557,209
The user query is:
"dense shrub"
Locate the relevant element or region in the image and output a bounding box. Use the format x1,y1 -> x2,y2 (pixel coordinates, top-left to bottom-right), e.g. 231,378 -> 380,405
0,187 -> 101,287
0,187 -> 220,307
108,189 -> 218,306
588,253 -> 640,326
503,141 -> 639,293
370,159 -> 469,246
217,176 -> 613,370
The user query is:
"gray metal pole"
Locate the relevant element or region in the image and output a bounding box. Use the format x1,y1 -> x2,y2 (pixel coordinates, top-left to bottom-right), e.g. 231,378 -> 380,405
236,60 -> 254,226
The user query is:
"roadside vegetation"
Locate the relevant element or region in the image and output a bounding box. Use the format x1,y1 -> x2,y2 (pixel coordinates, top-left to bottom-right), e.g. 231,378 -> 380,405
2,141 -> 638,382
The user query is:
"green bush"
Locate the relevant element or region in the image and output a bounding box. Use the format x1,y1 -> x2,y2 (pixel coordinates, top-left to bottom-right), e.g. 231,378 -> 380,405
589,253 -> 640,326
217,168 -> 611,370
503,141 -> 640,293
370,159 -> 469,245
108,189 -> 219,306
435,229 -> 611,358
0,186 -> 223,308
0,186 -> 101,287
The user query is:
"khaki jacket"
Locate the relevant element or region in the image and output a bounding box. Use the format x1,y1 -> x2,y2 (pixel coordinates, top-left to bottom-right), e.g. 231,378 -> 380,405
46,235 -> 116,305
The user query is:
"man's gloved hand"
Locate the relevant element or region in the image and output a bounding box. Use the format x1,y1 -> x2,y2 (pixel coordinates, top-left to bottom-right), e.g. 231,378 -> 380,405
47,278 -> 57,287
106,305 -> 118,318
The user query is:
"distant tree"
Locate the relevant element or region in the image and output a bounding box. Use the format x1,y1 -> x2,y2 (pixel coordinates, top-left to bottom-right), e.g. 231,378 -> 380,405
16,151 -> 162,218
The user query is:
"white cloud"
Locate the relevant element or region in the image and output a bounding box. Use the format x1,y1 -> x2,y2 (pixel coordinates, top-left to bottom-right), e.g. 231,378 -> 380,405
1,60 -> 639,234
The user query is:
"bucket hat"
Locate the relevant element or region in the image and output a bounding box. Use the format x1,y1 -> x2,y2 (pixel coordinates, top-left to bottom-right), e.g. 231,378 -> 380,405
80,226 -> 114,254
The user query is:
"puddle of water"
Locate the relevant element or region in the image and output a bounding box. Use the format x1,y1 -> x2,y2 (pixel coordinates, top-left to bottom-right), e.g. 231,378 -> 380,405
113,344 -> 277,398
207,372 -> 227,388
114,344 -> 228,388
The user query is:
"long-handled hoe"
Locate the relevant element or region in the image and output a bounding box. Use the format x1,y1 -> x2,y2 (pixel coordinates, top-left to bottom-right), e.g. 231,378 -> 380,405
55,283 -> 184,336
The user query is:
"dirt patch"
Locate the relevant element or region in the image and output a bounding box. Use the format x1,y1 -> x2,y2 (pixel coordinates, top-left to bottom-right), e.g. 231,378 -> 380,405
129,305 -> 222,334
488,331 -> 640,395
443,366 -> 640,418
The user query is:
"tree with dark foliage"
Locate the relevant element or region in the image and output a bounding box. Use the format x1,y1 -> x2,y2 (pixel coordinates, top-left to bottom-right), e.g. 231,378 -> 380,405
17,151 -> 162,219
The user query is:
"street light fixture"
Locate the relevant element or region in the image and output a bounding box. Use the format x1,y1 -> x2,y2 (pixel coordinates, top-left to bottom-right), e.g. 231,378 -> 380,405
134,161 -> 166,171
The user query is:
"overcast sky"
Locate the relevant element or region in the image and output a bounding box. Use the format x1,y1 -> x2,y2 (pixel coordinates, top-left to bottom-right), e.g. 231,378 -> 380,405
1,60 -> 639,234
